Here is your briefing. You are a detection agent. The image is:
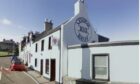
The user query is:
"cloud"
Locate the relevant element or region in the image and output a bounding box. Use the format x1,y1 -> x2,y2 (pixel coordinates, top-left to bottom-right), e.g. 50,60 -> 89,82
0,18 -> 34,42
0,18 -> 27,30
0,18 -> 12,25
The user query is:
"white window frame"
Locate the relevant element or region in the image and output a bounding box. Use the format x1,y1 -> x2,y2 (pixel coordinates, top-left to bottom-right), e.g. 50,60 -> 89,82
92,54 -> 109,81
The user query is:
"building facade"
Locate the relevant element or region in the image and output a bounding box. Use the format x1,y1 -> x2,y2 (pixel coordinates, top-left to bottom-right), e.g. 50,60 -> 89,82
0,39 -> 17,54
19,0 -> 139,84
67,40 -> 138,84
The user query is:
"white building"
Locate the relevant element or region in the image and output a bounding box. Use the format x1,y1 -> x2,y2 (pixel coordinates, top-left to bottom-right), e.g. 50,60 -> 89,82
19,0 -> 139,84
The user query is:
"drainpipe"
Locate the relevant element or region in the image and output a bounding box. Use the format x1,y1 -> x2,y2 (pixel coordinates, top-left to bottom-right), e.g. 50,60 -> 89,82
59,27 -> 62,84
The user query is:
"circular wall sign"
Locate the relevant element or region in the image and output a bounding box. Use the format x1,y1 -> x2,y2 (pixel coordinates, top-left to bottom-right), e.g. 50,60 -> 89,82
74,17 -> 92,42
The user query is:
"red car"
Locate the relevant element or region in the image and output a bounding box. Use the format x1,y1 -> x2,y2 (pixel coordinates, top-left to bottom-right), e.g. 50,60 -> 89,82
10,60 -> 27,71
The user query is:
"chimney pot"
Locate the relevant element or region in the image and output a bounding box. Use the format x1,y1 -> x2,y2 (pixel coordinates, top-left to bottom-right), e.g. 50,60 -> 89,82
44,19 -> 53,32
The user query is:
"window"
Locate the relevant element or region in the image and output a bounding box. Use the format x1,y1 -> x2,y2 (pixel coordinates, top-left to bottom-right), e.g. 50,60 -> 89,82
35,58 -> 37,67
35,43 -> 38,52
93,54 -> 109,80
41,40 -> 44,51
45,59 -> 49,74
48,37 -> 52,50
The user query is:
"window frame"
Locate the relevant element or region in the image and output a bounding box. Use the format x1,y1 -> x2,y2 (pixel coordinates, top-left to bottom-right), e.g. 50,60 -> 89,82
35,43 -> 38,52
92,54 -> 110,81
41,40 -> 44,51
45,59 -> 49,74
48,37 -> 52,50
35,58 -> 37,67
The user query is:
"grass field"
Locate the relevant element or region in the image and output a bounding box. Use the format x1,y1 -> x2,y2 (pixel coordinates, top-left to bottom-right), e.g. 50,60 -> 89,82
0,51 -> 13,56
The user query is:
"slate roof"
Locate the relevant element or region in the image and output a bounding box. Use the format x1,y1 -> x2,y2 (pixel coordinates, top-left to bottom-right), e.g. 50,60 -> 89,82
34,26 -> 61,42
33,20 -> 69,42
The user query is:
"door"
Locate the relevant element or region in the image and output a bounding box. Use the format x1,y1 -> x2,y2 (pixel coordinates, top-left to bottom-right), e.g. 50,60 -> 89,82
40,59 -> 43,75
26,54 -> 28,66
50,59 -> 55,81
93,54 -> 109,80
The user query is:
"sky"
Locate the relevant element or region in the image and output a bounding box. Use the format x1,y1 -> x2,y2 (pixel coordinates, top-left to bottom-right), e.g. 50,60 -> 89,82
0,0 -> 139,42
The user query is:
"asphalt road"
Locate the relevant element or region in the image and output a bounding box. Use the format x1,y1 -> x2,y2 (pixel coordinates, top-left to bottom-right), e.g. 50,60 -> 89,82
0,57 -> 11,67
0,57 -> 37,84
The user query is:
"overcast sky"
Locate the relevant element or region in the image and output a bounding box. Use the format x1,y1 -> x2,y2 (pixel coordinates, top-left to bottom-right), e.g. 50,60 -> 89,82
0,0 -> 138,42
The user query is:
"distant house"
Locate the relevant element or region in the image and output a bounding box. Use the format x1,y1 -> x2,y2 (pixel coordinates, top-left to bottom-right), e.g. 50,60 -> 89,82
0,39 -> 17,52
19,0 -> 139,84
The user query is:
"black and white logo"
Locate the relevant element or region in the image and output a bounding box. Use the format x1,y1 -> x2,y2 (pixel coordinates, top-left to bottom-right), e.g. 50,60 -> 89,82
74,17 -> 92,42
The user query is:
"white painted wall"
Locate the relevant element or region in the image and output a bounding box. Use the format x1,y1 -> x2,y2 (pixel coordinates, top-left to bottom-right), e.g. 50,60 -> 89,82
63,2 -> 98,45
33,30 -> 61,82
68,48 -> 82,78
61,0 -> 98,79
68,45 -> 139,83
91,45 -> 139,83
19,30 -> 61,82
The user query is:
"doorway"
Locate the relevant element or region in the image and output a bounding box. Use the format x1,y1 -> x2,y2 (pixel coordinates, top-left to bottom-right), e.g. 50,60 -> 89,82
40,59 -> 43,75
50,59 -> 56,81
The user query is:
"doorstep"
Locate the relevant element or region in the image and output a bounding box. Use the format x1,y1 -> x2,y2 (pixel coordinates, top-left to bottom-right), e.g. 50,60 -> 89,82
76,79 -> 108,84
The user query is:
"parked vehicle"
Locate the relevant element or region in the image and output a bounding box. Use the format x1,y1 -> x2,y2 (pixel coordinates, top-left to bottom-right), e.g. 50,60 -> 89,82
10,59 -> 27,71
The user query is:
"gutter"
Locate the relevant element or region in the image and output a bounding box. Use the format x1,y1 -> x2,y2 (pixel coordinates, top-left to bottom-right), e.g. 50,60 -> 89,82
59,27 -> 62,84
68,40 -> 139,49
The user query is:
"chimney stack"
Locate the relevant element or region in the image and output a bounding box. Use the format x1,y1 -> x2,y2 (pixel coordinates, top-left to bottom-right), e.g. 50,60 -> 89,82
44,19 -> 53,32
74,0 -> 86,16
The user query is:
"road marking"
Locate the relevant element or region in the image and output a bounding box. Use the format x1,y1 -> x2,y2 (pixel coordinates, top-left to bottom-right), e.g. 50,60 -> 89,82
0,71 -> 2,80
0,66 -> 2,80
23,72 -> 39,84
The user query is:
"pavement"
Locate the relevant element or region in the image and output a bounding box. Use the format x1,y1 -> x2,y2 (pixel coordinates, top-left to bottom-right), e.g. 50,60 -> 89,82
0,57 -> 11,67
26,70 -> 55,84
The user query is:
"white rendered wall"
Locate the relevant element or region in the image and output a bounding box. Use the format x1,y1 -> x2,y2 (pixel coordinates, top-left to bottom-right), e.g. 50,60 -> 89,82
19,30 -> 61,82
61,0 -> 98,79
68,45 -> 139,83
91,45 -> 139,83
32,30 -> 61,82
68,48 -> 82,78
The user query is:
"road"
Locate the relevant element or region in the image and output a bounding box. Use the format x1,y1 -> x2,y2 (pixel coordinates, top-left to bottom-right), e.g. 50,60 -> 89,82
0,57 -> 37,84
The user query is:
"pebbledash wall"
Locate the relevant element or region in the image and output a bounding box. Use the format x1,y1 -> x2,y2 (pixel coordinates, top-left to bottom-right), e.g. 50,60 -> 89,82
19,0 -> 139,84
